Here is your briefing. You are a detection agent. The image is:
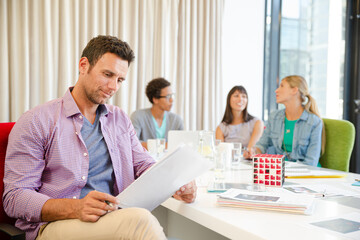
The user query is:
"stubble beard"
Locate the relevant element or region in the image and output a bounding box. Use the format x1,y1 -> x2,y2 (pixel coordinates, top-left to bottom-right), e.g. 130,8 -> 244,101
85,88 -> 108,105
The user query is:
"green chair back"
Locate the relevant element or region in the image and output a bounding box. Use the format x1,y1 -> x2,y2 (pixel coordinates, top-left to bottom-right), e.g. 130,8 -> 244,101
319,118 -> 355,172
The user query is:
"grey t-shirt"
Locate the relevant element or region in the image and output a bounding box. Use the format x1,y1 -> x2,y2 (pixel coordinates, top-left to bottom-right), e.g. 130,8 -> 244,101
130,108 -> 184,142
218,117 -> 260,147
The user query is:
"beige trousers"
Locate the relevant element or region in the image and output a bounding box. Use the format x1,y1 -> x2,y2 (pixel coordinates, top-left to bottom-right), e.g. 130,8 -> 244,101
36,208 -> 166,240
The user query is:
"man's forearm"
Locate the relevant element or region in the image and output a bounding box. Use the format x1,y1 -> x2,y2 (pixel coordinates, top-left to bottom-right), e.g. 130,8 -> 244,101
41,191 -> 117,223
41,198 -> 79,222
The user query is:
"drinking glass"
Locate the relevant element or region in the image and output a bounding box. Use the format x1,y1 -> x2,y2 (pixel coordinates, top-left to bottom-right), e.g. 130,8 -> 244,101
231,148 -> 241,168
215,139 -> 221,148
156,138 -> 166,157
214,150 -> 225,180
232,142 -> 242,151
198,131 -> 215,162
147,139 -> 157,156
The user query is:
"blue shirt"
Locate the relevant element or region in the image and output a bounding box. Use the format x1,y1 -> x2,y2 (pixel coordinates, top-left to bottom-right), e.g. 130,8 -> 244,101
255,109 -> 322,166
80,106 -> 114,198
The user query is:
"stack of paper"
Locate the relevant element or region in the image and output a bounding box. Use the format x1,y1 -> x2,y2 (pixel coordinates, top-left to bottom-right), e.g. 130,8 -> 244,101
217,188 -> 315,214
284,162 -> 346,178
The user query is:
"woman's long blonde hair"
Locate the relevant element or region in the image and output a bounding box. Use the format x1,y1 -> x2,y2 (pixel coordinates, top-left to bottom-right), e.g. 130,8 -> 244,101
283,75 -> 326,154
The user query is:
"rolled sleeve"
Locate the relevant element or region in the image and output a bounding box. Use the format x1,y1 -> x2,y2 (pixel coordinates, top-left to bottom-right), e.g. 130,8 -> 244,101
4,188 -> 50,222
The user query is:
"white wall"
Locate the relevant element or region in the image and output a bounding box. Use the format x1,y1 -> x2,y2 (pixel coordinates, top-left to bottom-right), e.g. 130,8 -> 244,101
222,0 -> 265,121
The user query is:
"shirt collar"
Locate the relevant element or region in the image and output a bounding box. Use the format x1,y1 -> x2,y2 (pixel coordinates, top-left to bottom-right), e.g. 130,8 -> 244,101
63,87 -> 81,118
62,87 -> 110,118
97,104 -> 109,116
277,108 -> 309,121
299,108 -> 309,121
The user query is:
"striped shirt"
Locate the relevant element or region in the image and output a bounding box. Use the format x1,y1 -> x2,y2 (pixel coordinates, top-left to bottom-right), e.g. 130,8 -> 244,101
3,88 -> 155,240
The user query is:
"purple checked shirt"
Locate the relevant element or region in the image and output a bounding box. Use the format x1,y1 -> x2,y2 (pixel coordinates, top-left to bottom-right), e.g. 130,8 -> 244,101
3,88 -> 155,240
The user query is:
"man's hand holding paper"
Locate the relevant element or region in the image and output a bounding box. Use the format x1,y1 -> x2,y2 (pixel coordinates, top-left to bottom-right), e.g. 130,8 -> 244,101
116,145 -> 210,211
173,180 -> 197,203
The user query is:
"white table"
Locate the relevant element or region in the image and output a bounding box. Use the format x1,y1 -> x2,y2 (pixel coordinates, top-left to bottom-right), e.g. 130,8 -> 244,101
152,163 -> 360,240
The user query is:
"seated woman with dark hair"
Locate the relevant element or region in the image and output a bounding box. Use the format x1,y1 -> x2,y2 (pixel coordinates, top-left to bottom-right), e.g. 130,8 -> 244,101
130,77 -> 184,149
216,86 -> 264,150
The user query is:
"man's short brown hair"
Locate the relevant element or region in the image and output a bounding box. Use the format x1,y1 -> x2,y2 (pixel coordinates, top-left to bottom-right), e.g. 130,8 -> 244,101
81,35 -> 135,71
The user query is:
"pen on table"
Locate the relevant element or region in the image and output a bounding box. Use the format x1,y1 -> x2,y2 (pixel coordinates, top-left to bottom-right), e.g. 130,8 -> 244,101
322,189 -> 327,197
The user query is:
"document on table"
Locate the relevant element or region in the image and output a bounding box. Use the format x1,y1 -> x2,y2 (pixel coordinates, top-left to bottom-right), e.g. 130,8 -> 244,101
308,213 -> 360,239
285,169 -> 346,178
116,145 -> 211,211
284,162 -> 346,178
284,184 -> 360,198
217,188 -> 315,214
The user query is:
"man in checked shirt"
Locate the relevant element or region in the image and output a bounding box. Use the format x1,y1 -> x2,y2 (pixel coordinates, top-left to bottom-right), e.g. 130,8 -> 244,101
3,35 -> 196,240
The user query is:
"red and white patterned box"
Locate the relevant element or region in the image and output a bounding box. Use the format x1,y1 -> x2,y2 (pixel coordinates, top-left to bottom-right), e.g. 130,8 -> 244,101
252,154 -> 285,187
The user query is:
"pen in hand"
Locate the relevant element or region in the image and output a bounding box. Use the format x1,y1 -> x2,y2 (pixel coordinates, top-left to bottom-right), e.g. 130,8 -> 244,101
105,200 -> 114,207
105,200 -> 120,210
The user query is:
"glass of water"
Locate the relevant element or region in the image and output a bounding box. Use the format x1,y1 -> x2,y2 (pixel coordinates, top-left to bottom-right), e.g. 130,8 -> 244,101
214,150 -> 226,180
231,148 -> 241,168
232,142 -> 242,151
147,139 -> 157,156
231,142 -> 242,168
156,138 -> 166,157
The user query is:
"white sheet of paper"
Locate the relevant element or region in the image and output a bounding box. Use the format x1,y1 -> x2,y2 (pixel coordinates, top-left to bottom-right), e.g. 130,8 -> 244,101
285,169 -> 346,177
308,213 -> 360,239
116,145 -> 211,211
286,184 -> 360,198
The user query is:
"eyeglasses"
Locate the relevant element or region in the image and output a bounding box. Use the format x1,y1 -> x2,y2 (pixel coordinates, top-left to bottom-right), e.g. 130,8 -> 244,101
158,93 -> 175,101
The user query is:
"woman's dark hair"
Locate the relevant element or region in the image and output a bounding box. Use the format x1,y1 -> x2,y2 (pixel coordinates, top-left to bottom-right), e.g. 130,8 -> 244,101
145,78 -> 171,104
221,86 -> 254,124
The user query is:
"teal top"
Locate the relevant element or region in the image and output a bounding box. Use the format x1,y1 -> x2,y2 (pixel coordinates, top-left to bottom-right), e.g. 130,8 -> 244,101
282,117 -> 297,157
152,113 -> 167,139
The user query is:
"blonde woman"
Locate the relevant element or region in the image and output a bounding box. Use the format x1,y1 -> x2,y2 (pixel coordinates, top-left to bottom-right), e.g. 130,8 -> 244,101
245,75 -> 323,166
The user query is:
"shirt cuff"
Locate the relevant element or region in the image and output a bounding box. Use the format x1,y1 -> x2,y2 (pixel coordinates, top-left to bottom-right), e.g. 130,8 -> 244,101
25,191 -> 51,222
254,145 -> 265,154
